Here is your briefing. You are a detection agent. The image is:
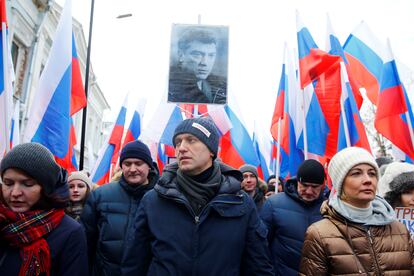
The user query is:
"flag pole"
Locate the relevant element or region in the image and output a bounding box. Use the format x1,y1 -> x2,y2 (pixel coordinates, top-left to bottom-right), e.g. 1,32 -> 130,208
79,0 -> 95,170
193,14 -> 202,118
339,62 -> 351,147
275,118 -> 282,194
1,21 -> 11,154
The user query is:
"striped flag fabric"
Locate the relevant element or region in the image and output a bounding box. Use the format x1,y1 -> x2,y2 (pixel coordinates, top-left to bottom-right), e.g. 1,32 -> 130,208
122,99 -> 146,148
219,106 -> 259,170
91,96 -> 128,184
23,0 -> 86,171
10,101 -> 19,149
374,40 -> 414,160
343,21 -> 386,105
270,44 -> 304,178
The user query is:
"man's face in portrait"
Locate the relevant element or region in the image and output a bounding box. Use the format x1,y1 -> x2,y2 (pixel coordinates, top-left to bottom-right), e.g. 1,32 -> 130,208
180,41 -> 217,80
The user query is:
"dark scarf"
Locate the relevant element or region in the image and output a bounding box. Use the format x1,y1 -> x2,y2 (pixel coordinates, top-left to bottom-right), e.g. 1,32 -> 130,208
120,175 -> 154,199
176,162 -> 222,215
0,203 -> 64,276
65,202 -> 84,221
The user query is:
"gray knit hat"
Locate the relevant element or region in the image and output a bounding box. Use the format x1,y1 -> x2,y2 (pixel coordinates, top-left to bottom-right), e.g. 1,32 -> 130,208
173,117 -> 220,158
378,162 -> 414,206
328,147 -> 379,196
0,142 -> 65,196
239,164 -> 258,179
68,171 -> 93,190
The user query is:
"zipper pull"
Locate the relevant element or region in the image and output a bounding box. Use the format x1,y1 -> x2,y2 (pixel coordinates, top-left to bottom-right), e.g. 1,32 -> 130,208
367,229 -> 373,244
194,216 -> 200,224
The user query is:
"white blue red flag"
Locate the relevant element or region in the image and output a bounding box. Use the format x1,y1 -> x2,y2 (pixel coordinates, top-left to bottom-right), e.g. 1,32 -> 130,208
343,21 -> 385,105
270,44 -> 303,178
337,62 -> 371,152
122,99 -> 146,148
23,0 -> 86,171
219,106 -> 259,170
91,96 -> 128,184
296,13 -> 331,156
375,41 -> 414,160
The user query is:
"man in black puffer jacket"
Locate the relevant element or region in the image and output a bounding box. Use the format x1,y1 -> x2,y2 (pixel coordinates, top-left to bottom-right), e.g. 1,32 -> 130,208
81,140 -> 159,275
122,117 -> 273,276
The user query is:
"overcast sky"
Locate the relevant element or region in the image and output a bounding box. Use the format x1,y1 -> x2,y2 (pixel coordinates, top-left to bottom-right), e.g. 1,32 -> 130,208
63,0 -> 414,135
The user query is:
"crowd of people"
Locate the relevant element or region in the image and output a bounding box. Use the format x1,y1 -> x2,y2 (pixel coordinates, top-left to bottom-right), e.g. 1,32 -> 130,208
1,117 -> 414,275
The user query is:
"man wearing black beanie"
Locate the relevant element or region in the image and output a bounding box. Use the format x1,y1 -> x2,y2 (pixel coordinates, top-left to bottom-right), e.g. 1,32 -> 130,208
260,159 -> 326,276
122,117 -> 274,275
81,140 -> 159,275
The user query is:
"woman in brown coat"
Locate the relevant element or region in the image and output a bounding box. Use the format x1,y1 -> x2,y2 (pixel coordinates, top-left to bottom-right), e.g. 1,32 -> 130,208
300,147 -> 414,275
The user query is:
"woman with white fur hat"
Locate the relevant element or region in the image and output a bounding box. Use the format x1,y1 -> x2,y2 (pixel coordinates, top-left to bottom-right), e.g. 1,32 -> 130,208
300,147 -> 414,275
378,161 -> 414,208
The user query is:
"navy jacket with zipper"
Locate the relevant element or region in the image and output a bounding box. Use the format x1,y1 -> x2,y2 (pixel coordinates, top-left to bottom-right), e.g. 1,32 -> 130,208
81,168 -> 158,276
260,178 -> 324,276
121,162 -> 274,276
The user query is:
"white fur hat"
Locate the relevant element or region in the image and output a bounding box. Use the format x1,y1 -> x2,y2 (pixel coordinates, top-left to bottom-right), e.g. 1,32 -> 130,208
328,147 -> 379,196
377,162 -> 414,197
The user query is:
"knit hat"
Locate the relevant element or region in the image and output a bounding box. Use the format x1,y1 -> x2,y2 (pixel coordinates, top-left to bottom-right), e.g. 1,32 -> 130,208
172,117 -> 220,158
378,162 -> 414,204
120,140 -> 153,168
297,159 -> 325,185
239,164 -> 258,179
328,147 -> 379,196
68,171 -> 93,190
0,142 -> 64,196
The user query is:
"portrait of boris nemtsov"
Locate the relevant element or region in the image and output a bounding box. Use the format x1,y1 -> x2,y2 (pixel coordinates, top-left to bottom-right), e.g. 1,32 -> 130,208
168,24 -> 228,105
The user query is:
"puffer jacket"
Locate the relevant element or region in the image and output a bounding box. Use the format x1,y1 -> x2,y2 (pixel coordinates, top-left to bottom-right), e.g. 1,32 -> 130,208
300,200 -> 414,275
121,162 -> 274,276
81,168 -> 158,276
260,178 -> 324,276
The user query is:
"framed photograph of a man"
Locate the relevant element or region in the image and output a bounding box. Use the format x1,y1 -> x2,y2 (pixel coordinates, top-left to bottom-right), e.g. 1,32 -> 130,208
168,24 -> 229,105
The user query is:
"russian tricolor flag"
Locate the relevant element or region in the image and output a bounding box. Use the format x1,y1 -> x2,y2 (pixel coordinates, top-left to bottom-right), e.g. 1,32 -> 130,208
252,125 -> 271,181
374,40 -> 414,160
270,44 -> 303,178
122,99 -> 146,148
219,105 -> 259,169
343,21 -> 385,105
140,100 -> 183,150
296,14 -> 331,156
91,96 -> 128,184
0,0 -> 14,159
23,0 -> 86,172
337,62 -> 371,152
326,15 -> 363,109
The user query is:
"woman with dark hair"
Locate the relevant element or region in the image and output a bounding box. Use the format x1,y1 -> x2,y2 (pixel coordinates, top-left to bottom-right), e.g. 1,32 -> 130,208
300,147 -> 413,275
66,171 -> 93,221
0,143 -> 88,275
378,161 -> 414,208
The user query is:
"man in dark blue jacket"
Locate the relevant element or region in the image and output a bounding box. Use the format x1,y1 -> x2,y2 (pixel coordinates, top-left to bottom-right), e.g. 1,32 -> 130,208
122,117 -> 273,275
260,159 -> 326,276
81,140 -> 159,275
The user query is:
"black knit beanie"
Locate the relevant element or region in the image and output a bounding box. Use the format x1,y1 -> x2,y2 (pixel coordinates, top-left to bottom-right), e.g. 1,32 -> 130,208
297,159 -> 325,185
0,142 -> 64,196
120,140 -> 153,168
172,117 -> 220,158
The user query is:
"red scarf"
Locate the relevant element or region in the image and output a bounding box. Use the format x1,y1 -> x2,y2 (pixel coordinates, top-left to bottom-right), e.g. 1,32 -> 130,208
0,203 -> 65,276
